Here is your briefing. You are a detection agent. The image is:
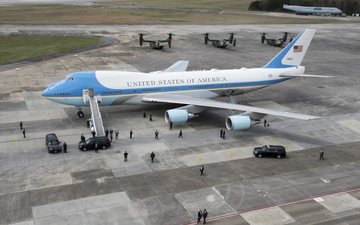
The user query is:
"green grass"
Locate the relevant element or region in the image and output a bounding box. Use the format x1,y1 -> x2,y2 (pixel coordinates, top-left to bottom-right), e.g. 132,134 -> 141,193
0,35 -> 102,65
106,0 -> 252,12
0,4 -> 350,25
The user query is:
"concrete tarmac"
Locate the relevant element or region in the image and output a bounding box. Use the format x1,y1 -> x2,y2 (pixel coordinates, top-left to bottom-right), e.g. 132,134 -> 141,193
0,24 -> 360,225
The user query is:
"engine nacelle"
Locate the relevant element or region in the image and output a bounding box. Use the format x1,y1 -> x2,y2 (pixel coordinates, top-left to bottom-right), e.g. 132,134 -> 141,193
225,115 -> 251,130
165,109 -> 195,123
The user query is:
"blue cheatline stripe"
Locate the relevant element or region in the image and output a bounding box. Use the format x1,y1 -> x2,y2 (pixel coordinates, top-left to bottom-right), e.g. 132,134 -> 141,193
52,77 -> 290,97
263,31 -> 303,69
47,78 -> 291,106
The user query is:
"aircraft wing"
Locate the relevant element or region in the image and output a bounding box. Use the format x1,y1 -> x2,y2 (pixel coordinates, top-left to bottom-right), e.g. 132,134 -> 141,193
163,60 -> 189,72
280,74 -> 333,78
142,94 -> 319,120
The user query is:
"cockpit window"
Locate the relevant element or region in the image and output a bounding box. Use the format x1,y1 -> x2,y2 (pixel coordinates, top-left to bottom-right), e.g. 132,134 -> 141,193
66,75 -> 74,80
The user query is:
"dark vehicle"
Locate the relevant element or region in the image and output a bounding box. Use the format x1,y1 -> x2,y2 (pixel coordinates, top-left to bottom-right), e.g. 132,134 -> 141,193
79,136 -> 111,151
253,145 -> 286,159
45,133 -> 62,153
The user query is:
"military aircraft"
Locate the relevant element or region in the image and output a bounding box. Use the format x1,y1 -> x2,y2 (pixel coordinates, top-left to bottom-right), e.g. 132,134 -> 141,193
261,32 -> 292,47
139,33 -> 173,50
204,33 -> 236,48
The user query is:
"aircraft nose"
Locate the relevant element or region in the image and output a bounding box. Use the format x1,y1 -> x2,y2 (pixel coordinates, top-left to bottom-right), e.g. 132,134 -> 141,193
42,88 -> 49,97
42,81 -> 58,97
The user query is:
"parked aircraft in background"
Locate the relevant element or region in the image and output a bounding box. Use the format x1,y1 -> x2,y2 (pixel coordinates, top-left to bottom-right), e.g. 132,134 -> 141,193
261,32 -> 292,47
204,32 -> 236,48
139,33 -> 173,50
43,29 -> 330,131
283,4 -> 343,16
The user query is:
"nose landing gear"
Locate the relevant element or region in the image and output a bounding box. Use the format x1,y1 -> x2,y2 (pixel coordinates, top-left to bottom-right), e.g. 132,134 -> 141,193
76,107 -> 84,118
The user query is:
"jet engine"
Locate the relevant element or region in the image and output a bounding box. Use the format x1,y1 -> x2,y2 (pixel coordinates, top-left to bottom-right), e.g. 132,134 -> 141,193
165,109 -> 196,123
225,115 -> 251,130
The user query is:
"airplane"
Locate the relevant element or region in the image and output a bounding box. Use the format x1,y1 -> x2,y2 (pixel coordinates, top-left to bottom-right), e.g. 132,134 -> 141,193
139,33 -> 173,50
42,29 -> 330,131
261,32 -> 292,47
204,33 -> 236,48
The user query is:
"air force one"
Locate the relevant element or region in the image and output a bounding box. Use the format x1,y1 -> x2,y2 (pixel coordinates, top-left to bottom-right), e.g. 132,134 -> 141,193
42,29 -> 329,131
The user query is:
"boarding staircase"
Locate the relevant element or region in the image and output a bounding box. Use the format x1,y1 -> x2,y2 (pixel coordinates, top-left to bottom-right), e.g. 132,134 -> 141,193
82,89 -> 105,137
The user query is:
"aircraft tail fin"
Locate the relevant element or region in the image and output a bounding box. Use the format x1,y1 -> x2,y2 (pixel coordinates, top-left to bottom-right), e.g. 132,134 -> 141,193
264,29 -> 316,68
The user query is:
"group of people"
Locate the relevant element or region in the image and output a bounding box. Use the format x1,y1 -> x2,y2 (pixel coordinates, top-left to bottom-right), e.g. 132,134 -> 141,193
105,128 -> 119,142
143,111 -> 152,121
197,209 -> 208,224
123,151 -> 156,163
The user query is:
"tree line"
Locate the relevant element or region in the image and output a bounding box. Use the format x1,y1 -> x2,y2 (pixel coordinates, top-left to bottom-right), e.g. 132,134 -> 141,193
248,0 -> 359,15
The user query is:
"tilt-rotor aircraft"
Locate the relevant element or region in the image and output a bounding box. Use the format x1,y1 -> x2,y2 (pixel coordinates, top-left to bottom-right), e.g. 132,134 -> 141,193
43,29 -> 328,131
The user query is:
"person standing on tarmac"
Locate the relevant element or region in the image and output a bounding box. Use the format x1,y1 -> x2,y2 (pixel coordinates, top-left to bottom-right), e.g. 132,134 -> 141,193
202,209 -> 208,224
63,142 -> 67,153
124,151 -> 128,161
197,209 -> 203,224
319,150 -> 325,160
95,142 -> 99,153
178,129 -> 183,138
150,151 -> 155,163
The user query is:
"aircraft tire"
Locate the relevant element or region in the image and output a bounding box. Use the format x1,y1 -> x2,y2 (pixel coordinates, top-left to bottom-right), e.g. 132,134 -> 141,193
77,111 -> 84,118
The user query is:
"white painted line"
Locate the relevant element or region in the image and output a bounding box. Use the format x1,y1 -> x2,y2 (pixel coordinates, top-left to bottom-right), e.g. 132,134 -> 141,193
313,197 -> 324,202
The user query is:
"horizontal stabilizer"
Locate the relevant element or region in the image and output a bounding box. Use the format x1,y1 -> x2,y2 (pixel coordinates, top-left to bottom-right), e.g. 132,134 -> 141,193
280,74 -> 333,78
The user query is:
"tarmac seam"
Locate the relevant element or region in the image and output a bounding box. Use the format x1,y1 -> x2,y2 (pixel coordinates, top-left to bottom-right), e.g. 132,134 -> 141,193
182,186 -> 360,225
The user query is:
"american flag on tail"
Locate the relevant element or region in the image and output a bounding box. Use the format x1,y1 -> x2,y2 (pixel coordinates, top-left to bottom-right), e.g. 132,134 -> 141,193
293,45 -> 303,52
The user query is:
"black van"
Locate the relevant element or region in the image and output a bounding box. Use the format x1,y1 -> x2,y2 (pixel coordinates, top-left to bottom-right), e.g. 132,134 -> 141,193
45,133 -> 62,153
79,136 -> 111,151
253,145 -> 286,159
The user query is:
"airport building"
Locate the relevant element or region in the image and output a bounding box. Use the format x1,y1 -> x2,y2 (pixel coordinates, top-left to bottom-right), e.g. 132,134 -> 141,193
283,4 -> 343,16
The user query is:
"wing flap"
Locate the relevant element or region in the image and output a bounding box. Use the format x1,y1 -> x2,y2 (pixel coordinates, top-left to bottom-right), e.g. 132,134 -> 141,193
142,94 -> 319,120
280,74 -> 333,78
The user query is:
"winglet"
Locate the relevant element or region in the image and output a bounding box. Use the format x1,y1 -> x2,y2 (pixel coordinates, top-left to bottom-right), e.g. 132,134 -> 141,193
264,29 -> 316,68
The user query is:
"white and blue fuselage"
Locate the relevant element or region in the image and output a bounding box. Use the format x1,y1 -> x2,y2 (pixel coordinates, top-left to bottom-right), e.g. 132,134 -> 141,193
42,29 -> 321,128
42,67 -> 301,107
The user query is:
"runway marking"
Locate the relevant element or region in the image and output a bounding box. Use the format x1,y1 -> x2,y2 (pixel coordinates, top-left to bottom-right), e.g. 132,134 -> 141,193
314,197 -> 324,202
182,187 -> 360,225
337,119 -> 360,134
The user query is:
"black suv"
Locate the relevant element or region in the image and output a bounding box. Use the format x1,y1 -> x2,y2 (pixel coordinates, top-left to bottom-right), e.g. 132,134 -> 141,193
79,136 -> 111,151
45,133 -> 62,153
253,145 -> 286,159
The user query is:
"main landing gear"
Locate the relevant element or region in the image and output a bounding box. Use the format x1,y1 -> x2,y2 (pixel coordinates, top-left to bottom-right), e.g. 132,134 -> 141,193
77,107 -> 84,118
